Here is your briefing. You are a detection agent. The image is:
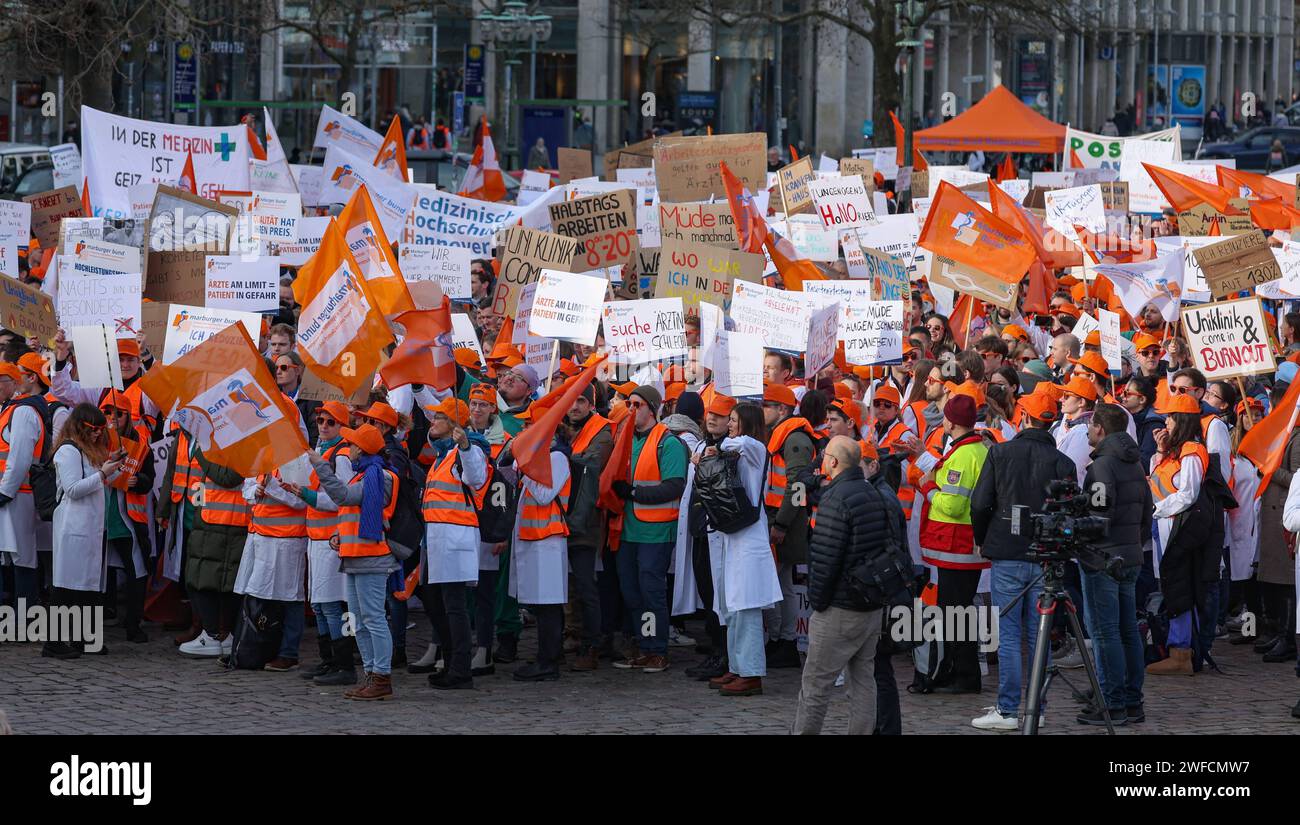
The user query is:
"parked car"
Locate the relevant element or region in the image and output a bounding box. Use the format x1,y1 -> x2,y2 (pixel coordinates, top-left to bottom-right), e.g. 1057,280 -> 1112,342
1196,126 -> 1300,171
1,162 -> 53,200
0,142 -> 52,195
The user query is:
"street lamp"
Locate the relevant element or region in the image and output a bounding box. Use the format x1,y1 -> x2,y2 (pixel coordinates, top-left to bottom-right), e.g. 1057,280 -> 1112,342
896,1 -> 923,166
477,1 -> 553,165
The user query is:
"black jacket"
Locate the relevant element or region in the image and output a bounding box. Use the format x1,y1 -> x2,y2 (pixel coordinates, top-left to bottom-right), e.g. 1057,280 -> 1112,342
1161,454 -> 1236,615
1081,432 -> 1153,570
1131,406 -> 1163,470
806,466 -> 892,612
970,427 -> 1077,561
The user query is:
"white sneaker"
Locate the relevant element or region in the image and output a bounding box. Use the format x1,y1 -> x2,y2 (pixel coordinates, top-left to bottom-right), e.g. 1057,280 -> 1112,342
179,631 -> 223,658
971,707 -> 1020,732
668,626 -> 696,648
220,633 -> 233,655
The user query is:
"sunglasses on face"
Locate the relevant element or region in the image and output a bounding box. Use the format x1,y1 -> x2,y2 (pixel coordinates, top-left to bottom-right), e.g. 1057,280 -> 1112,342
628,400 -> 645,410
1138,348 -> 1161,357
903,352 -> 918,362
1017,356 -> 1033,363
83,423 -> 105,433
276,364 -> 295,372
1171,385 -> 1193,395
315,417 -> 338,426
872,401 -> 896,409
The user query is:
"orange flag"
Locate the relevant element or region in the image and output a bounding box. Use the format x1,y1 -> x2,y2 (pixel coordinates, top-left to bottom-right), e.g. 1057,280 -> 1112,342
599,412 -> 636,513
987,180 -> 1080,269
1249,197 -> 1300,231
1142,163 -> 1236,213
949,294 -> 984,350
243,115 -> 267,161
763,232 -> 824,291
889,110 -> 927,169
1072,225 -> 1158,265
178,150 -> 198,194
788,144 -> 800,161
720,160 -> 769,254
292,218 -> 394,395
921,181 -> 1036,284
1216,166 -> 1296,203
459,118 -> 507,202
1238,377 -> 1300,494
80,178 -> 92,217
488,316 -> 522,362
138,322 -> 308,478
510,354 -> 609,486
337,184 -> 415,317
996,155 -> 1016,182
1068,148 -> 1084,169
1020,259 -> 1055,316
379,296 -> 456,391
373,115 -> 409,182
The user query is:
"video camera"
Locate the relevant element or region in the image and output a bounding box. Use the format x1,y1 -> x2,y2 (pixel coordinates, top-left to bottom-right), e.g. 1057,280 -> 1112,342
1011,479 -> 1116,570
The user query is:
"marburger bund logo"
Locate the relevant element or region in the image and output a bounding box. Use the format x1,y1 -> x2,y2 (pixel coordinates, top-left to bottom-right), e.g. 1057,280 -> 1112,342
50,755 -> 151,806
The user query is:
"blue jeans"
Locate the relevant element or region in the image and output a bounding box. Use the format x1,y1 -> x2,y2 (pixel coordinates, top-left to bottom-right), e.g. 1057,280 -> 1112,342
725,607 -> 766,677
346,573 -> 393,675
1081,565 -> 1145,710
312,600 -> 346,640
991,560 -> 1045,716
280,600 -> 304,659
615,540 -> 673,656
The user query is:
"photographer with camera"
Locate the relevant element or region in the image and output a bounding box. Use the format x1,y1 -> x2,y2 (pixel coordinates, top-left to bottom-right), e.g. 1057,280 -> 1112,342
969,389 -> 1077,731
1076,403 -> 1153,725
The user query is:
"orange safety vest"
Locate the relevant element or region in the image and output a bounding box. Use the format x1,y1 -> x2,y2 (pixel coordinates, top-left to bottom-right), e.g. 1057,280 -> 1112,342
422,448 -> 478,526
199,457 -> 250,528
630,423 -> 681,524
904,400 -> 930,441
107,424 -> 151,523
249,472 -> 307,538
169,429 -> 202,505
337,469 -> 399,557
0,401 -> 44,494
874,418 -> 913,453
518,457 -> 571,540
765,417 -> 816,508
571,414 -> 611,454
1150,442 -> 1209,503
902,426 -> 947,520
305,440 -> 346,541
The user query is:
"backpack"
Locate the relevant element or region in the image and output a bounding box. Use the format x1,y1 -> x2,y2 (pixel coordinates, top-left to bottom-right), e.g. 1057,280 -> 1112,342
383,450 -> 424,558
432,127 -> 448,149
846,482 -> 915,610
10,397 -> 57,520
692,448 -> 762,535
475,461 -> 517,545
227,596 -> 284,670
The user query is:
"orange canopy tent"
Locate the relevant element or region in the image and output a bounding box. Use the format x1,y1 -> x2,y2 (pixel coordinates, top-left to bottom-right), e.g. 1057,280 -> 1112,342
915,85 -> 1066,155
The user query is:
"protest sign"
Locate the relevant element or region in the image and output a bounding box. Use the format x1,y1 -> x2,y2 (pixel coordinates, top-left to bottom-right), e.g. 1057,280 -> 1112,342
144,249 -> 207,306
654,236 -> 763,319
517,169 -> 551,206
557,148 -> 593,183
602,297 -> 688,365
1192,231 -> 1282,298
652,133 -> 766,202
841,230 -> 868,278
293,164 -> 323,207
0,200 -> 31,253
616,167 -> 657,190
777,157 -> 817,215
278,216 -> 329,267
614,246 -> 659,300
139,300 -> 170,357
451,313 -> 486,367
527,270 -> 606,345
491,226 -> 578,319
840,157 -> 875,190
317,146 -> 415,239
603,133 -> 672,181
1181,297 -> 1276,380
147,186 -> 237,253
862,246 -> 911,301
399,243 -> 472,298
1071,311 -> 1100,342
60,217 -> 105,253
1258,240 -> 1300,299
1043,184 -> 1107,237
161,304 -> 262,364
1066,125 -> 1180,171
998,179 -> 1030,202
697,301 -> 723,371
70,238 -> 141,274
804,280 -> 873,339
24,187 -> 84,249
549,189 -> 637,270
49,143 -> 82,190
68,324 -> 123,390
1030,171 -> 1074,189
657,202 -> 738,249
729,279 -> 830,352
296,366 -> 375,406
58,268 -> 142,338
404,187 -> 527,256
843,300 -> 905,365
928,167 -> 989,197
636,195 -> 662,248
204,255 -> 280,312
806,302 -> 841,375
1098,308 -> 1122,373
1177,198 -> 1253,237
0,275 -> 57,346
711,330 -> 764,398
786,218 -> 840,261
927,254 -> 1019,311
807,175 -> 875,229
1100,181 -> 1129,212
82,106 -> 251,218
856,213 -> 921,272
313,103 -> 385,158
513,282 -> 538,342
248,191 -> 301,243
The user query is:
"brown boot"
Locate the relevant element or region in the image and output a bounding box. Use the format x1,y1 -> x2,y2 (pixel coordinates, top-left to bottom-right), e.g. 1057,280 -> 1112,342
719,676 -> 763,696
709,672 -> 739,690
348,672 -> 394,700
570,647 -> 599,671
1146,647 -> 1194,676
343,672 -> 374,699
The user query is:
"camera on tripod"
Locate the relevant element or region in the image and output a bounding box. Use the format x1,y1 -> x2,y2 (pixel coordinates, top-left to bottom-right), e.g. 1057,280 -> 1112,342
1010,479 -> 1111,563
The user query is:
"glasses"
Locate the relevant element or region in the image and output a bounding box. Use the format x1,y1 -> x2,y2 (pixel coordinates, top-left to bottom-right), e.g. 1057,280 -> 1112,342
903,352 -> 918,362
315,417 -> 338,426
628,400 -> 645,410
275,364 -> 295,372
872,401 -> 896,409
1017,356 -> 1034,364
1171,385 -> 1193,395
1138,348 -> 1162,357
83,423 -> 105,433
926,375 -> 943,385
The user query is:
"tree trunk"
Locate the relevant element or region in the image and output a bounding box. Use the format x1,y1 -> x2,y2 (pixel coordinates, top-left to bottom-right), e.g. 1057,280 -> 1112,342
872,36 -> 901,149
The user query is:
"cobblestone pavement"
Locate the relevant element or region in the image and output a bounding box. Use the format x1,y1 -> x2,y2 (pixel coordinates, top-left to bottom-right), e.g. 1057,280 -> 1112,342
2,613 -> 1297,735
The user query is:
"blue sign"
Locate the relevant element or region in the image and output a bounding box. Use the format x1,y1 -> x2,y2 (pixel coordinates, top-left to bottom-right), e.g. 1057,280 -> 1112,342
521,106 -> 567,169
464,44 -> 485,100
862,120 -> 874,138
453,92 -> 465,135
676,91 -> 719,130
1170,64 -> 1206,126
173,42 -> 197,111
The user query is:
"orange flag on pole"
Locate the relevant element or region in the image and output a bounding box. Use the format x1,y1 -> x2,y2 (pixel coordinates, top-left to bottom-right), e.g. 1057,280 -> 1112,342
763,231 -> 824,291
1216,166 -> 1297,202
890,110 -> 927,170
1248,197 -> 1300,231
337,184 -> 415,317
510,354 -> 609,486
459,118 -> 507,202
379,296 -> 457,391
1142,163 -> 1236,213
373,115 -> 410,182
720,160 -> 769,254
995,155 -> 1016,182
292,218 -> 394,395
920,181 -> 1036,284
138,322 -> 309,478
178,151 -> 198,194
1238,377 -> 1300,494
599,412 -> 636,513
243,115 -> 267,161
987,180 -> 1081,270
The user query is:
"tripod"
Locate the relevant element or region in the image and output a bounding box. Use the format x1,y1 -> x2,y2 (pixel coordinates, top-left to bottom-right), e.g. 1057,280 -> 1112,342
1004,554 -> 1115,736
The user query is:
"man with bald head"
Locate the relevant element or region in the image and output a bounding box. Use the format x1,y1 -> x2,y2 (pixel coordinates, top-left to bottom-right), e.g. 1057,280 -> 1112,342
793,436 -> 895,735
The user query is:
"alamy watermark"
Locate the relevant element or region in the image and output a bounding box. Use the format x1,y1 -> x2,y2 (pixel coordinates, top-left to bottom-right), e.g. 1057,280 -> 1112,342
888,599 -> 1000,653
0,599 -> 104,652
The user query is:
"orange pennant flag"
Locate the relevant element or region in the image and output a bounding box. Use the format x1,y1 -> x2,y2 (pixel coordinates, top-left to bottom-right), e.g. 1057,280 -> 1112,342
1020,259 -> 1056,317
987,180 -> 1081,269
996,155 -> 1016,182
763,232 -> 824,291
459,118 -> 507,202
1142,163 -> 1236,213
1217,166 -> 1297,202
379,296 -> 457,391
488,316 -> 522,362
80,177 -> 92,217
243,116 -> 267,161
949,294 -> 984,351
1249,197 -> 1300,231
337,184 -> 415,317
598,412 -> 636,513
373,115 -> 410,182
138,321 -> 308,478
1072,225 -> 1158,265
789,144 -> 800,161
510,354 -> 609,486
178,150 -> 198,195
1238,377 -> 1300,494
720,160 -> 769,254
1068,148 -> 1084,169
1207,216 -> 1221,236
292,218 -> 394,395
889,111 -> 927,170
920,181 -> 1036,284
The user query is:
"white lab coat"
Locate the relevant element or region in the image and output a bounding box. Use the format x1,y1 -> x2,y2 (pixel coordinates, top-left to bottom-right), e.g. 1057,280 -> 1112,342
52,444 -> 119,592
423,443 -> 487,584
508,451 -> 569,605
671,431 -> 704,616
1053,415 -> 1092,485
233,477 -> 308,601
307,448 -> 351,604
1227,458 -> 1260,581
0,404 -> 42,568
1283,473 -> 1300,626
1151,453 -> 1203,576
105,485 -> 149,578
716,435 -> 783,614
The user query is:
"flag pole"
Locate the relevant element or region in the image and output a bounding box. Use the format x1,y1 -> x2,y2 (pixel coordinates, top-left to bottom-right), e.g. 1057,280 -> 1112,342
1236,376 -> 1254,427
545,339 -> 559,393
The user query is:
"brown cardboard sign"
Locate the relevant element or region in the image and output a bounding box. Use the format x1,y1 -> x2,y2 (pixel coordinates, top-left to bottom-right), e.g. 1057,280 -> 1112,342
548,189 -> 637,269
653,133 -> 766,202
0,274 -> 57,346
604,133 -> 679,181
143,249 -> 208,306
23,186 -> 83,249
927,254 -> 1019,311
488,226 -> 578,319
1100,181 -> 1129,212
556,147 -> 593,184
777,157 -> 817,216
910,171 -> 930,200
147,185 -> 237,253
654,236 -> 764,319
1192,230 -> 1282,298
657,201 -> 739,249
296,363 -> 376,405
1177,198 -> 1252,237
839,157 -> 875,192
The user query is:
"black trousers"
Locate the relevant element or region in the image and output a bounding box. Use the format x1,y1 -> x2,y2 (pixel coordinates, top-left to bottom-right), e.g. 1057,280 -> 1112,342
108,536 -> 145,632
425,582 -> 471,679
568,545 -> 602,650
191,590 -> 239,636
531,603 -> 564,670
690,533 -> 726,654
936,567 -> 982,688
598,547 -> 629,636
874,643 -> 901,735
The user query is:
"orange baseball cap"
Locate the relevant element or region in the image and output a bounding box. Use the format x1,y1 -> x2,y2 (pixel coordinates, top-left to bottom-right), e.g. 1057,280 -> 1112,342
1082,331 -> 1101,347
0,363 -> 20,382
944,379 -> 985,406
706,394 -> 736,417
116,338 -> 141,358
873,385 -> 902,406
1131,332 -> 1161,352
833,383 -> 854,401
859,439 -> 879,461
830,398 -> 862,423
427,397 -> 470,427
1157,394 -> 1201,415
1001,324 -> 1029,342
1055,303 -> 1080,319
340,424 -> 385,455
763,382 -> 797,408
1061,374 -> 1098,401
357,402 -> 399,428
1236,397 -> 1265,416
1069,351 -> 1109,377
468,383 -> 497,405
16,352 -> 49,385
610,381 -> 637,398
1019,390 -> 1059,422
1035,382 -> 1066,402
100,389 -> 132,413
454,348 -> 482,371
665,382 -> 686,403
318,400 -> 350,425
